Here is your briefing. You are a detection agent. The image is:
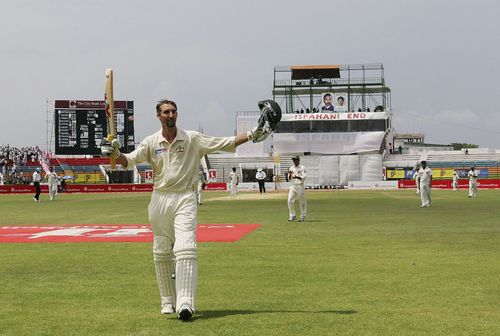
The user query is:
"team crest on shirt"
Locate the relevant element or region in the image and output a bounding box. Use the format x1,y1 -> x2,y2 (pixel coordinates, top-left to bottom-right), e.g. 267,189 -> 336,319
154,148 -> 168,155
175,146 -> 185,153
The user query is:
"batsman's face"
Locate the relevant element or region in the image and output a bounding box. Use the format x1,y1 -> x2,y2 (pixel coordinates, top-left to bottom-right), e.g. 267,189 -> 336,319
158,103 -> 177,128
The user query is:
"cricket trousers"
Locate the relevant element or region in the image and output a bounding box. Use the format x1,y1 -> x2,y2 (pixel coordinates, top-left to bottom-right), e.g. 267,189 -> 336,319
148,189 -> 198,312
288,184 -> 307,218
420,181 -> 431,207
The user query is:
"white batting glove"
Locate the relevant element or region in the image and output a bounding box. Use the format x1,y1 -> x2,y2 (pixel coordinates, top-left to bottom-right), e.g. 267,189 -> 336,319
101,138 -> 121,159
247,125 -> 272,143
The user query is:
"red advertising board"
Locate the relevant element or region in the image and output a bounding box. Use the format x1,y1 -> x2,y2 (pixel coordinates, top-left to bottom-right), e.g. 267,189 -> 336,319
0,184 -> 153,194
398,179 -> 500,189
0,183 -> 228,194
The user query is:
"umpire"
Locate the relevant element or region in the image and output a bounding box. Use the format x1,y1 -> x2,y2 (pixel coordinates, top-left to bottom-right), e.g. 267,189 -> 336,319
256,168 -> 267,194
32,168 -> 41,202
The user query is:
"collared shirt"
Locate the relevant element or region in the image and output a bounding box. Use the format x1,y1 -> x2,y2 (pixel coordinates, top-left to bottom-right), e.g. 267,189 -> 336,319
124,128 -> 235,192
468,170 -> 478,183
413,172 -> 419,181
289,164 -> 306,186
453,174 -> 459,183
229,171 -> 238,184
418,167 -> 432,183
33,171 -> 41,182
47,172 -> 58,185
256,171 -> 266,181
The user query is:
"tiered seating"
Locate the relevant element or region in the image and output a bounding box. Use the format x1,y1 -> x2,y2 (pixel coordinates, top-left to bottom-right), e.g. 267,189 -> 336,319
383,153 -> 423,168
206,153 -> 295,182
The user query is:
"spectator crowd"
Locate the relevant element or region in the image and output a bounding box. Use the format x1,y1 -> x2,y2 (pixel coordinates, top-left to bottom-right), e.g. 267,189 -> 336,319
0,144 -> 44,185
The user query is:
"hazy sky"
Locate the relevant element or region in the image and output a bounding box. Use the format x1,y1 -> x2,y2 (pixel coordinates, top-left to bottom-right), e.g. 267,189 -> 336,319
1,0 -> 499,149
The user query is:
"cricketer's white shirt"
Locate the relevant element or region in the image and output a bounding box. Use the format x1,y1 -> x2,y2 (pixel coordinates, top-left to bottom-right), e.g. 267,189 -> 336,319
229,171 -> 238,184
47,172 -> 58,185
418,167 -> 432,183
33,172 -> 41,182
289,164 -> 306,186
256,171 -> 266,181
413,171 -> 419,181
468,170 -> 478,183
453,174 -> 459,183
124,128 -> 235,192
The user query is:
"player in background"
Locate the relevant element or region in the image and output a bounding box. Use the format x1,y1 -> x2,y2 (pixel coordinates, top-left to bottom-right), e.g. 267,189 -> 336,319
452,171 -> 459,192
288,156 -> 307,221
418,160 -> 432,207
229,167 -> 239,196
196,167 -> 207,205
46,167 -> 58,201
413,165 -> 420,194
32,168 -> 41,202
468,166 -> 478,198
255,168 -> 267,194
101,98 -> 280,321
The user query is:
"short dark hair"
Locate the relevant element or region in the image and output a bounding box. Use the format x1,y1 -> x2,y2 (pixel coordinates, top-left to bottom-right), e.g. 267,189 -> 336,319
156,99 -> 177,113
323,93 -> 332,99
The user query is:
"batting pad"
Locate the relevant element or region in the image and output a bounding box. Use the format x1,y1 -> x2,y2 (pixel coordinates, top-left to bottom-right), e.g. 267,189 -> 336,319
175,249 -> 197,312
154,252 -> 176,307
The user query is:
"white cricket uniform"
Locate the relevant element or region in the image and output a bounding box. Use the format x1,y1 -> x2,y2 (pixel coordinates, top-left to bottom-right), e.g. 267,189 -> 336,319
413,171 -> 420,194
124,128 -> 236,313
288,164 -> 307,219
229,171 -> 238,196
452,173 -> 459,191
468,170 -> 478,198
196,170 -> 205,205
418,167 -> 432,207
47,171 -> 58,200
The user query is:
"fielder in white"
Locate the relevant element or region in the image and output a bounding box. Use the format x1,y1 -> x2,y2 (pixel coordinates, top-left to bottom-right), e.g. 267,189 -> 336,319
413,167 -> 420,194
288,156 -> 307,221
46,167 -> 58,201
229,167 -> 239,196
418,160 -> 432,207
468,166 -> 478,198
196,168 -> 206,205
452,171 -> 459,192
101,99 -> 280,321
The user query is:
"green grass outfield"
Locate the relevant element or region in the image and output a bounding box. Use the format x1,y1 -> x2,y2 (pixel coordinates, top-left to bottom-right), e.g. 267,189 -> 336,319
1,189 -> 499,336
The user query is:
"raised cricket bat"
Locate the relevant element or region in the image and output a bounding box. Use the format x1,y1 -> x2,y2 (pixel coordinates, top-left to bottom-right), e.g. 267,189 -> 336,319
104,68 -> 116,169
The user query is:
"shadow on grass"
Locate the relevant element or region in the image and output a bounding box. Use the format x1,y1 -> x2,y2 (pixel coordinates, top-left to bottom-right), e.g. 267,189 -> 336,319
197,309 -> 357,320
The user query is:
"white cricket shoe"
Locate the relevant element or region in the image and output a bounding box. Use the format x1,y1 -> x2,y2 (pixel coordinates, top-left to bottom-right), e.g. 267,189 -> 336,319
178,304 -> 194,321
288,215 -> 296,222
298,216 -> 306,222
161,304 -> 175,314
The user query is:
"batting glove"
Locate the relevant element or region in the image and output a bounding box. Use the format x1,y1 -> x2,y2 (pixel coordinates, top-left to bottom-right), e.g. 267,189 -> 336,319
247,125 -> 272,143
101,138 -> 121,159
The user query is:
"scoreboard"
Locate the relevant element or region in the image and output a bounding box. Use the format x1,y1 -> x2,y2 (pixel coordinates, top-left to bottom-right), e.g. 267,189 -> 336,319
54,100 -> 135,155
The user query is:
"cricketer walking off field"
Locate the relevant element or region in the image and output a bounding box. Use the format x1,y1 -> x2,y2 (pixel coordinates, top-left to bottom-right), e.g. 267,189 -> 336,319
101,99 -> 280,321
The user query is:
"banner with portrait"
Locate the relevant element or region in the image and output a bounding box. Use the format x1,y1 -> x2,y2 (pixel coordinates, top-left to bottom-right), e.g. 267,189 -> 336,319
320,92 -> 335,112
335,93 -> 348,112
